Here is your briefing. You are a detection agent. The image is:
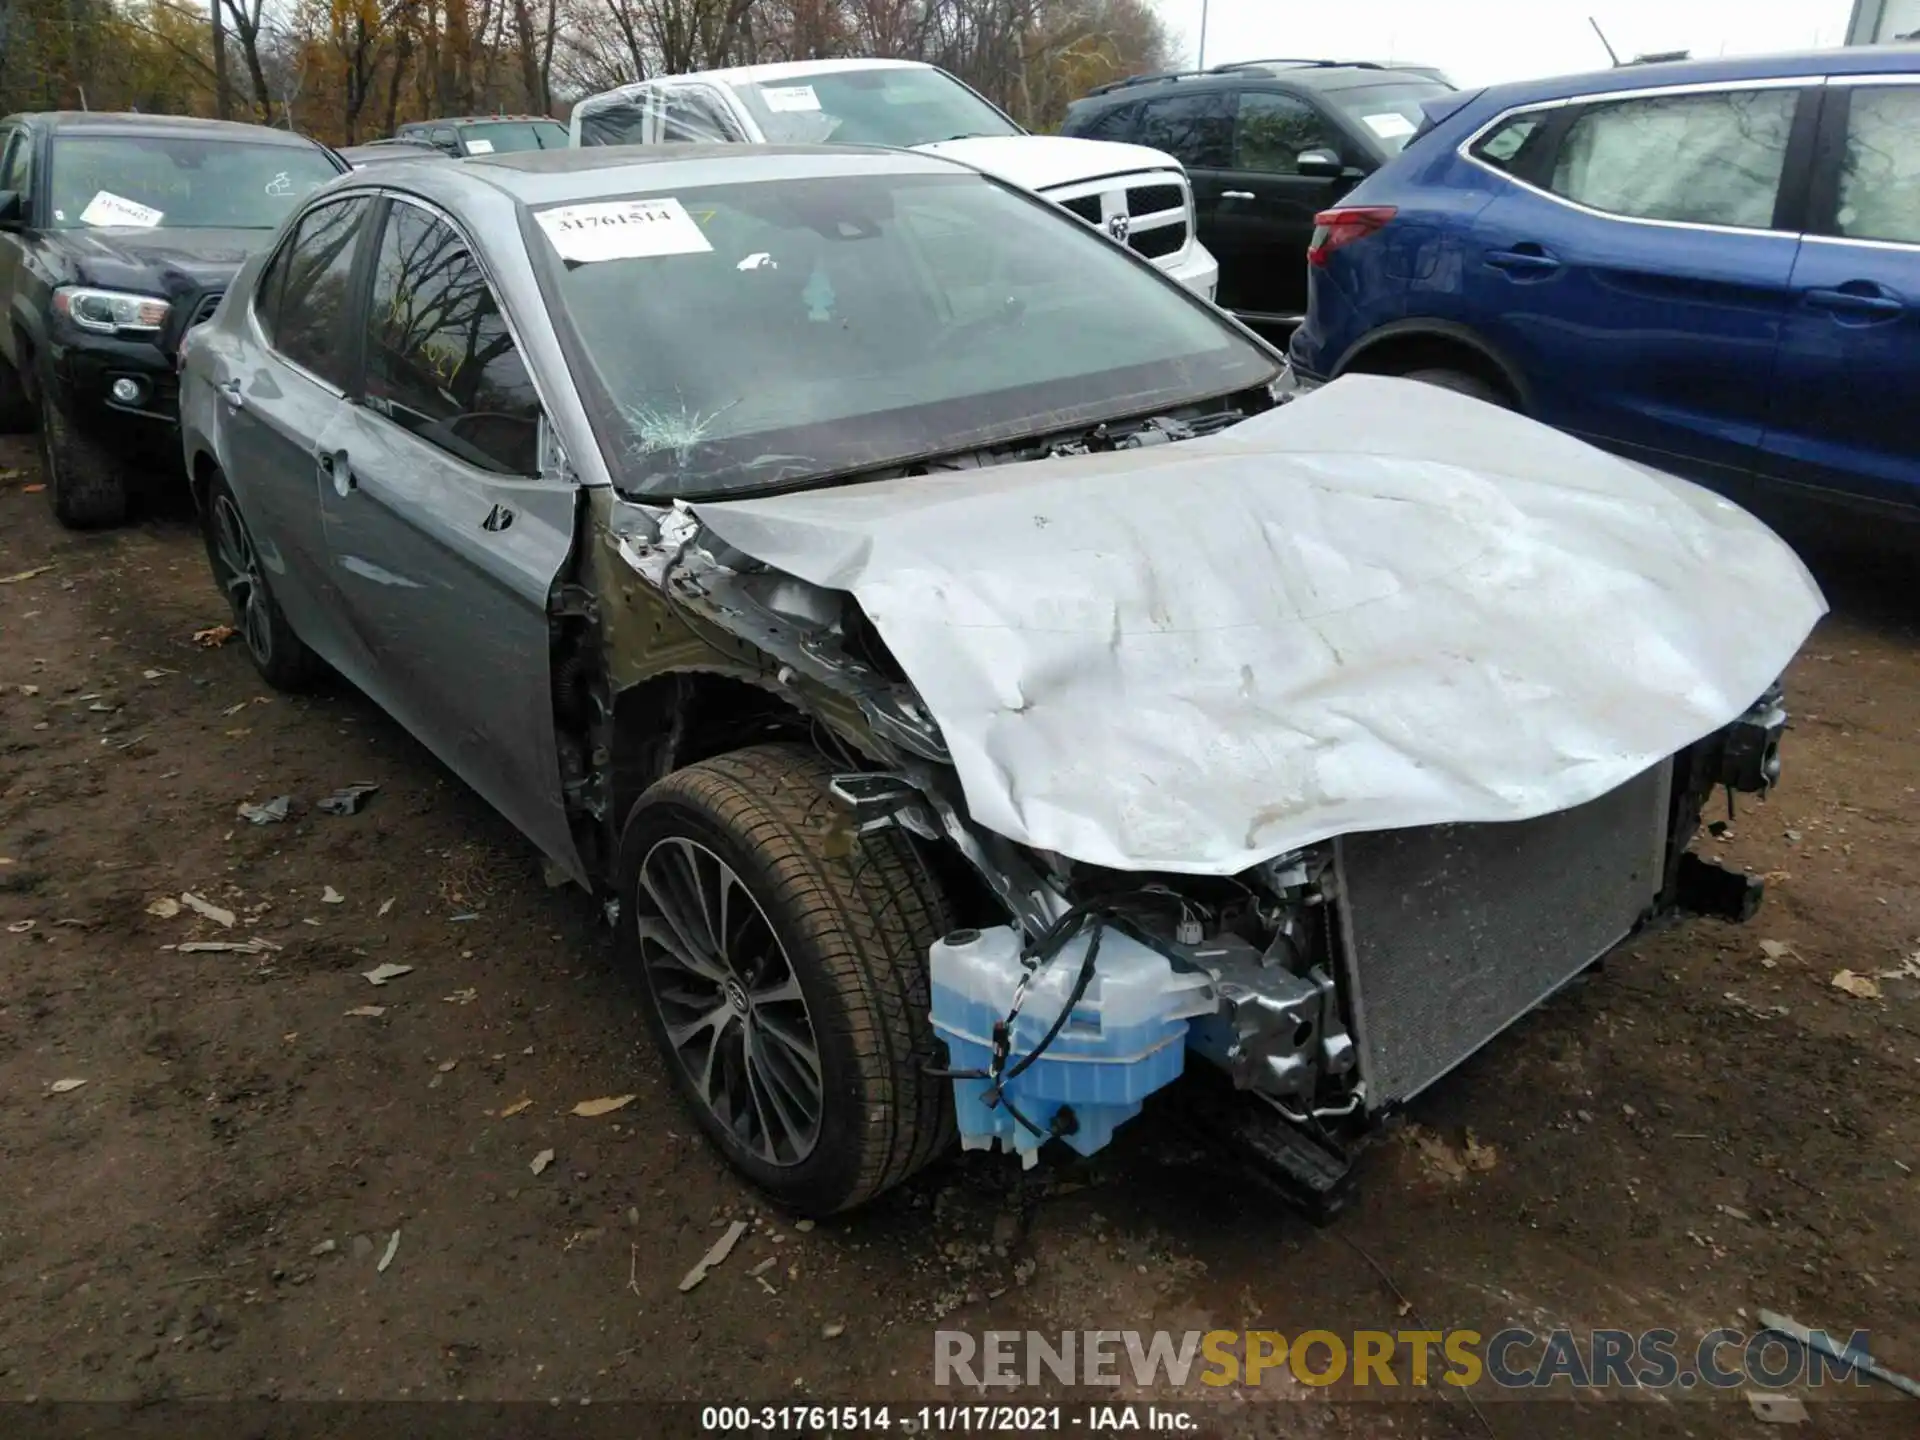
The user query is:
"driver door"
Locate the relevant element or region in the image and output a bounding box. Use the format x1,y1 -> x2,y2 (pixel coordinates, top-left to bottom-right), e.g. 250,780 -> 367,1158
319,195 -> 582,877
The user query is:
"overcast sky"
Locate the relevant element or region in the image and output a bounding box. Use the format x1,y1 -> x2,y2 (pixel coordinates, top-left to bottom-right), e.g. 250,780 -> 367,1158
1150,0 -> 1858,87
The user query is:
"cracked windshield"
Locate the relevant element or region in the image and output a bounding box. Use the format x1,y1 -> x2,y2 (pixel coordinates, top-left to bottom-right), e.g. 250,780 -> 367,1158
536,172 -> 1277,498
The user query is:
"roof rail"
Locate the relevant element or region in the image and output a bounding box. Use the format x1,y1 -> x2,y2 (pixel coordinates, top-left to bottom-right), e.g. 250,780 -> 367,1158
1083,68 -> 1213,97
1208,57 -> 1387,73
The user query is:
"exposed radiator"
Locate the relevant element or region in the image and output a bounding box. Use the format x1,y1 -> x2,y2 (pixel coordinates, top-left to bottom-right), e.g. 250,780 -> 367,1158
1333,762 -> 1672,1106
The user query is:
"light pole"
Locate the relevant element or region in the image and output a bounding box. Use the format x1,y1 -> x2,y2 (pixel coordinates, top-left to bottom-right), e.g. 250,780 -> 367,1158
1198,0 -> 1211,69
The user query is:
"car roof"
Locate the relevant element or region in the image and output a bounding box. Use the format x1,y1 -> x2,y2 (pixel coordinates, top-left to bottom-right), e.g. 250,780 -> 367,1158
401,115 -> 564,127
1467,43 -> 1920,112
351,141 -> 972,209
14,111 -> 325,146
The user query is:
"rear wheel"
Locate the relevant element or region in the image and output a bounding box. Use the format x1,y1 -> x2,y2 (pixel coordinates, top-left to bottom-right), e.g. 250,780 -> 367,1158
1404,367 -> 1514,409
617,744 -> 954,1215
200,469 -> 323,691
40,393 -> 128,528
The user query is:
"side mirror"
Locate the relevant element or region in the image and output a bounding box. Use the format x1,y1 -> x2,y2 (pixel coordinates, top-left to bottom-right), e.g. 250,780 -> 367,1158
1295,149 -> 1346,179
0,190 -> 22,229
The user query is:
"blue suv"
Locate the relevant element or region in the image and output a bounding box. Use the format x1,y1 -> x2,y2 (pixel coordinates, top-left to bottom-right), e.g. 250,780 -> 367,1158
1286,47 -> 1920,519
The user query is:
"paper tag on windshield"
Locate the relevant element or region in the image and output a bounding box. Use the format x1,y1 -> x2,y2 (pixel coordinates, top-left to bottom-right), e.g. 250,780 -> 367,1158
762,85 -> 821,113
1363,112 -> 1417,140
466,138 -> 495,154
80,191 -> 164,228
536,197 -> 713,263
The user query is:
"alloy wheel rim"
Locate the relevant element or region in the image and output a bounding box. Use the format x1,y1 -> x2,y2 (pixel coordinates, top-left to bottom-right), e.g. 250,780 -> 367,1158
636,836 -> 823,1166
212,494 -> 273,667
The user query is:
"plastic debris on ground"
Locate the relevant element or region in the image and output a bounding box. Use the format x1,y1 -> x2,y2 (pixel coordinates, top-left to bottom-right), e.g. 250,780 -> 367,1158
929,923 -> 1211,1166
345,1005 -> 386,1018
530,1148 -> 555,1175
678,1219 -> 749,1293
362,963 -> 413,986
145,896 -> 181,918
178,937 -> 279,955
236,796 -> 291,825
48,1078 -> 87,1094
376,1230 -> 400,1273
318,782 -> 380,816
1831,970 -> 1882,1000
321,886 -> 344,905
1745,1393 -> 1807,1425
179,893 -> 235,928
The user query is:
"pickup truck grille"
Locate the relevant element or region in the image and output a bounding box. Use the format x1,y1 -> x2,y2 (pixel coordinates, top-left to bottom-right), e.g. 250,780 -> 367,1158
1041,172 -> 1192,270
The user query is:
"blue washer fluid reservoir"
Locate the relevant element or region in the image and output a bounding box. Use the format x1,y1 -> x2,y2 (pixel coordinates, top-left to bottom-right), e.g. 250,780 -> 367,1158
929,924 -> 1215,1166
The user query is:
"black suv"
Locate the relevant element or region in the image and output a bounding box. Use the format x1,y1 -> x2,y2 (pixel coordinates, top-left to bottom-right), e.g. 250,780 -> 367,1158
391,116 -> 568,157
1062,60 -> 1455,326
0,113 -> 345,527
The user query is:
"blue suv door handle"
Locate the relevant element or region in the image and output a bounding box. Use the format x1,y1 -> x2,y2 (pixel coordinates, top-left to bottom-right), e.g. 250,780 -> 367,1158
1485,244 -> 1562,277
1803,285 -> 1904,319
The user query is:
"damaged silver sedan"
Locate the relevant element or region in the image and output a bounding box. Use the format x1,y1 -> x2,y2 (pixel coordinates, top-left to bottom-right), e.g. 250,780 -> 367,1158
179,145 -> 1825,1215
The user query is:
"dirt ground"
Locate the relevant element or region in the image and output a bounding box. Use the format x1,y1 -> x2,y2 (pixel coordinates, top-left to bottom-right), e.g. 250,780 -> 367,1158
1,437 -> 1917,1439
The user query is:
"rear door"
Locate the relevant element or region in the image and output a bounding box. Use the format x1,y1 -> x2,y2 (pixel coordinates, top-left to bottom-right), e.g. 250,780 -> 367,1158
318,195 -> 580,874
1465,81 -> 1812,487
1761,78 -> 1920,512
220,195 -> 375,660
1208,88 -> 1354,321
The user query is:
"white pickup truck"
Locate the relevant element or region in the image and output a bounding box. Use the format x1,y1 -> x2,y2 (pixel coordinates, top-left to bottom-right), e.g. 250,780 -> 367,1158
568,58 -> 1221,302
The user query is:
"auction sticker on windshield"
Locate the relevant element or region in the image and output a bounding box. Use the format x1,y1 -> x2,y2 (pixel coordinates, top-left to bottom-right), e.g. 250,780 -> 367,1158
467,138 -> 496,153
1363,112 -> 1417,139
80,191 -> 164,228
761,84 -> 821,112
536,197 -> 713,263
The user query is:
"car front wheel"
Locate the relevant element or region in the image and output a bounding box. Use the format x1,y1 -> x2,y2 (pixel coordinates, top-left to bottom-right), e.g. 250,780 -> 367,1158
617,744 -> 955,1215
200,469 -> 323,691
40,393 -> 128,528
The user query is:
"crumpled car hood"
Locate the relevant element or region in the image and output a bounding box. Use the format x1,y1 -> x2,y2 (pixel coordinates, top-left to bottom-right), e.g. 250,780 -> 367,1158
693,377 -> 1827,875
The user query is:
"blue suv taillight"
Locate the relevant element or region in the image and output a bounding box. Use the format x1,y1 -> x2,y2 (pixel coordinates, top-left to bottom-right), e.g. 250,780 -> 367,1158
1307,206 -> 1397,266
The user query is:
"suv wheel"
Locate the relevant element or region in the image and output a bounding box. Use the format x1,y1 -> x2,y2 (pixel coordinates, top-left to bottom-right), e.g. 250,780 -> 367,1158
1405,367 -> 1514,409
617,744 -> 955,1215
200,469 -> 323,690
0,350 -> 33,433
40,393 -> 128,528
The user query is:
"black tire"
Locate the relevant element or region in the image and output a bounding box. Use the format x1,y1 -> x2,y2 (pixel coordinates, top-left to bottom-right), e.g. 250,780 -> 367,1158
40,393 -> 128,528
1404,367 -> 1514,409
617,743 -> 955,1215
199,468 -> 324,691
0,349 -> 33,434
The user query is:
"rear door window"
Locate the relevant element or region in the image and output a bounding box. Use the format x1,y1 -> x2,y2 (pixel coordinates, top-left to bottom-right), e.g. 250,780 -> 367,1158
264,196 -> 373,388
1,129 -> 31,201
1137,93 -> 1233,170
1548,87 -> 1797,230
1833,85 -> 1920,245
1073,103 -> 1139,142
1471,112 -> 1552,173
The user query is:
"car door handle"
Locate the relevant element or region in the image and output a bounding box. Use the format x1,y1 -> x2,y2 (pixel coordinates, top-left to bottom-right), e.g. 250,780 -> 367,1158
1486,246 -> 1562,274
216,378 -> 243,409
1221,190 -> 1256,201
1804,286 -> 1904,318
315,446 -> 355,495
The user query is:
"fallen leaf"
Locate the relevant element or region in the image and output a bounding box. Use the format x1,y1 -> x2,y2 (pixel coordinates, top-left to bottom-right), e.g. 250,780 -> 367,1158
1831,970 -> 1882,1000
1758,939 -> 1797,962
571,1094 -> 637,1118
822,1321 -> 846,1339
678,1219 -> 749,1292
142,668 -> 174,680
499,1097 -> 533,1117
530,1148 -> 555,1176
192,625 -> 236,648
436,1058 -> 458,1073
442,987 -> 478,1005
345,1005 -> 387,1018
22,483 -> 45,493
377,897 -> 395,917
362,963 -> 413,986
377,1230 -> 400,1273
0,565 -> 54,584
321,885 -> 344,904
49,1078 -> 87,1094
1463,1129 -> 1499,1173
180,892 -> 236,928
145,896 -> 181,918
